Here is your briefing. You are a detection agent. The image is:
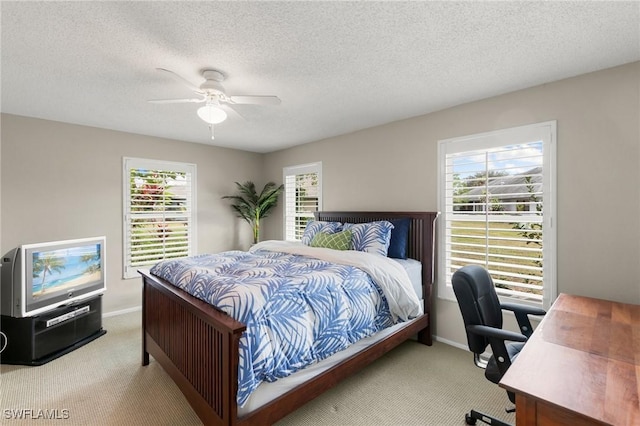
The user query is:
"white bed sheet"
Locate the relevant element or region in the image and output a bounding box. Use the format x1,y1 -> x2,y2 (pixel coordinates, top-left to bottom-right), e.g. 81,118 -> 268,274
393,257 -> 423,299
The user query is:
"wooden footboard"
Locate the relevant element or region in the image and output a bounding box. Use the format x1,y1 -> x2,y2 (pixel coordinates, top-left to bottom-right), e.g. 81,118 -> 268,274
140,211 -> 438,425
141,271 -> 245,425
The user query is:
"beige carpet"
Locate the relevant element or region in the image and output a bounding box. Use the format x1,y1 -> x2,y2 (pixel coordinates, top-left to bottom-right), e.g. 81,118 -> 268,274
1,312 -> 513,425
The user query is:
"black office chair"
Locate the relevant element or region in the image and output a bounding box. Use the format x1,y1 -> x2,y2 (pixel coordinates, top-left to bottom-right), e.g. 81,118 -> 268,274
452,265 -> 545,426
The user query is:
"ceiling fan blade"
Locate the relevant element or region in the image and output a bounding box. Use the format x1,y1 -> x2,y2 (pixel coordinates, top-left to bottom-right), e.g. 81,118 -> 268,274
228,95 -> 281,105
156,68 -> 204,94
148,98 -> 205,104
224,104 -> 247,121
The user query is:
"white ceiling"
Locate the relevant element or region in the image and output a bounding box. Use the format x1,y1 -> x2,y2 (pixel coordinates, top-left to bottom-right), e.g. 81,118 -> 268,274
2,1 -> 639,153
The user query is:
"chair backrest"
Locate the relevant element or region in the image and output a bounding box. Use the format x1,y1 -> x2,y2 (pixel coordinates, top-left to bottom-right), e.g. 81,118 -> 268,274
452,265 -> 503,355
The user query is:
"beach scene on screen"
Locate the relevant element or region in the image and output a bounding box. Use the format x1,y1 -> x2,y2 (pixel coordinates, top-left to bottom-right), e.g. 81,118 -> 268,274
31,244 -> 102,297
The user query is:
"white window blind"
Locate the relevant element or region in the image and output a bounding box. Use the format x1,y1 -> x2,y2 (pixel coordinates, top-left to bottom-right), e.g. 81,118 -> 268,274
438,122 -> 556,308
123,158 -> 196,278
283,162 -> 322,241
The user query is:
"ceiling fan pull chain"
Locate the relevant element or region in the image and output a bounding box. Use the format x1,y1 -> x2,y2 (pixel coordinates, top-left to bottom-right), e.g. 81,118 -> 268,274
209,124 -> 215,140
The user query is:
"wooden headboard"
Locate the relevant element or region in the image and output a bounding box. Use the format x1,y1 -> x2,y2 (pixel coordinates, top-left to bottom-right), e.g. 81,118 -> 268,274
314,211 -> 439,324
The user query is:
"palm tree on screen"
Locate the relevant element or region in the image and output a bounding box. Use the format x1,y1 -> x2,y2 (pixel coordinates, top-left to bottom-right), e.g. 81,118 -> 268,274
33,255 -> 66,294
81,252 -> 101,274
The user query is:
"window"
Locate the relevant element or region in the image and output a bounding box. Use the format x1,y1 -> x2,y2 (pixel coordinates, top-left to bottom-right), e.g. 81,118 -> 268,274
283,162 -> 322,241
438,122 -> 556,309
123,158 -> 196,278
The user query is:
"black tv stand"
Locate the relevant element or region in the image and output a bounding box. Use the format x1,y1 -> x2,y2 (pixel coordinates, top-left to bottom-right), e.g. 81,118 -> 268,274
0,295 -> 106,366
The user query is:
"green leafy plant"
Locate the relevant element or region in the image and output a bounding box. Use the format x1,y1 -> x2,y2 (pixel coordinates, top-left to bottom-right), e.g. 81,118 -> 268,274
512,175 -> 544,283
222,181 -> 284,244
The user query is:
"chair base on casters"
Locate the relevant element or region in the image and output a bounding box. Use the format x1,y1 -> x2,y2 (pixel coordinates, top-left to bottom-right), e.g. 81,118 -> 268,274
464,409 -> 512,426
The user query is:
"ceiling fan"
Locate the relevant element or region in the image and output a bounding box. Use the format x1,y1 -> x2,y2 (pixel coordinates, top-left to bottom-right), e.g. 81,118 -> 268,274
149,68 -> 281,139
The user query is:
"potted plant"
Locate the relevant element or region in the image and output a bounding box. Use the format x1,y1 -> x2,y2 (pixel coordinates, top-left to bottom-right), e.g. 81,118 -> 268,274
222,181 -> 284,244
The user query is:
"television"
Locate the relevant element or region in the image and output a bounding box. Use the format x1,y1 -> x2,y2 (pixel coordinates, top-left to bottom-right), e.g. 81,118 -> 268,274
1,236 -> 106,318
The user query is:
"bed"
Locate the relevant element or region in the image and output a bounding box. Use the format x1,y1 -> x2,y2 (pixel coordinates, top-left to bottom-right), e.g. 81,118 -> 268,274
139,211 -> 438,425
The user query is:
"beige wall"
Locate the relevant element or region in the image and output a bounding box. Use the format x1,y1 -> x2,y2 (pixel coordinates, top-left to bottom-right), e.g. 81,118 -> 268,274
263,62 -> 640,346
2,62 -> 638,346
1,114 -> 263,314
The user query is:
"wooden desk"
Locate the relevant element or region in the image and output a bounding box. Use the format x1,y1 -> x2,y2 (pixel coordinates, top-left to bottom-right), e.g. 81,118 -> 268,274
499,293 -> 640,426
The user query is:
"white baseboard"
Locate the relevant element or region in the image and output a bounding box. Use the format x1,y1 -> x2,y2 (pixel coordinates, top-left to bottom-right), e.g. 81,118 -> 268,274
435,334 -> 494,363
433,335 -> 469,351
102,306 -> 141,318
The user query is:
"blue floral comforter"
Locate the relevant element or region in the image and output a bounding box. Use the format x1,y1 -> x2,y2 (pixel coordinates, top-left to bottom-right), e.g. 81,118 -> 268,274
150,242 -> 420,406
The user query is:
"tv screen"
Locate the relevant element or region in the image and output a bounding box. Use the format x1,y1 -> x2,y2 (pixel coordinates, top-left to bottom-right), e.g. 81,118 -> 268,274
21,237 -> 106,316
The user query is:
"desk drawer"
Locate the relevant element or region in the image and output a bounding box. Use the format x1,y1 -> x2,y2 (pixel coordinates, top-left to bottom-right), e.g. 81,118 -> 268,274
516,395 -> 608,426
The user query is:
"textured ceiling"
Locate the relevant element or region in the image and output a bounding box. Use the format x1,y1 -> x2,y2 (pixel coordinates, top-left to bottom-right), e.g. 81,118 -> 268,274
2,1 -> 639,153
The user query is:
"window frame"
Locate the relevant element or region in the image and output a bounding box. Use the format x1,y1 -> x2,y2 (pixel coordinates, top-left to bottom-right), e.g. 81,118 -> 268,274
282,162 -> 322,241
122,157 -> 197,279
437,121 -> 557,309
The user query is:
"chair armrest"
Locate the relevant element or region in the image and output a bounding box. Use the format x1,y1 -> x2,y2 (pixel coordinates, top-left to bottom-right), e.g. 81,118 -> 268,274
501,303 -> 546,338
501,303 -> 546,316
466,325 -> 528,343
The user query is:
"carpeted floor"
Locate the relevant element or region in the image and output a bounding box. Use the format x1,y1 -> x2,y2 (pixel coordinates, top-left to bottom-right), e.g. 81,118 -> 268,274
0,312 -> 513,425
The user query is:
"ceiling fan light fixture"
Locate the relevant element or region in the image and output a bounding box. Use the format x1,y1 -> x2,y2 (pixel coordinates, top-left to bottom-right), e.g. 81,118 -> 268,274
197,104 -> 227,124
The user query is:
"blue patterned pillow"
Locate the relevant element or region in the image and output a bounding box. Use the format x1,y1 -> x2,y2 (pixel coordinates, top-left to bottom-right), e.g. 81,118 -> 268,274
342,221 -> 394,256
301,220 -> 342,245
